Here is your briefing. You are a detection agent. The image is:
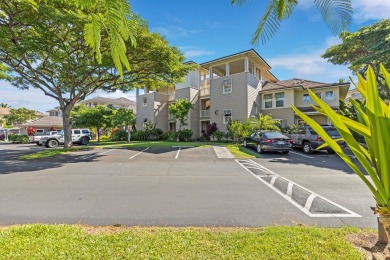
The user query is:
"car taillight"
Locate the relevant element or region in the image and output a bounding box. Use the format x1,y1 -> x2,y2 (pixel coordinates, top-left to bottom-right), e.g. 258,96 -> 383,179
265,139 -> 274,143
317,136 -> 322,141
287,139 -> 293,143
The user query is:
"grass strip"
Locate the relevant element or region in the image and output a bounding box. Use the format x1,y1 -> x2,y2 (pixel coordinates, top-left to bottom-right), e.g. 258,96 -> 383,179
0,225 -> 366,259
225,143 -> 261,158
19,147 -> 89,160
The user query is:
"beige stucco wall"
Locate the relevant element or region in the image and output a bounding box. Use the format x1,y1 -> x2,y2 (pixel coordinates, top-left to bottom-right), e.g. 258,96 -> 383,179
309,115 -> 328,125
261,88 -> 294,110
294,87 -> 340,108
261,108 -> 295,127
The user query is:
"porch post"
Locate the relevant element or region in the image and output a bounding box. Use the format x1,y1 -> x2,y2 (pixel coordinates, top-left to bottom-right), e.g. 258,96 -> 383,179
225,63 -> 230,76
209,67 -> 213,79
244,58 -> 249,72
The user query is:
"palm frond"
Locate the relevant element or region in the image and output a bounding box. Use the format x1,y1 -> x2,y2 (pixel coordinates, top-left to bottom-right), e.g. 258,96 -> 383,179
314,0 -> 352,35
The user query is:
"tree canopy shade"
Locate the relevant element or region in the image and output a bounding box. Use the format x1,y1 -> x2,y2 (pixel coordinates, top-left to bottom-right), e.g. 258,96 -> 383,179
0,1 -> 195,147
232,0 -> 352,45
322,20 -> 390,98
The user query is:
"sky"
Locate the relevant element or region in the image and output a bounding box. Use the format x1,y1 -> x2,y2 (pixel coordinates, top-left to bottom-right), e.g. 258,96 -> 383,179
0,0 -> 388,113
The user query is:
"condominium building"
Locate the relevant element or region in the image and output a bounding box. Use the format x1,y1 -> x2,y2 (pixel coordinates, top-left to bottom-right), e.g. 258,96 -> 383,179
136,49 -> 350,138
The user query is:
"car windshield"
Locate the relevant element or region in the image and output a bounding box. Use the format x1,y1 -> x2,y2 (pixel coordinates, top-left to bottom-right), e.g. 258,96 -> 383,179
322,126 -> 340,136
264,132 -> 287,138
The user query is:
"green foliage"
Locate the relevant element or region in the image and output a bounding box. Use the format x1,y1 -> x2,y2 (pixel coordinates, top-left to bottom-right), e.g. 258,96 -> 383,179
251,113 -> 280,131
8,134 -> 29,143
110,129 -> 128,141
322,20 -> 390,99
168,99 -> 194,131
227,119 -> 254,143
177,129 -> 193,141
0,103 -> 10,108
19,147 -> 88,160
130,128 -> 164,141
0,224 -> 365,259
5,108 -> 37,125
161,131 -> 177,141
213,130 -> 225,142
292,64 -> 390,214
232,0 -> 352,45
281,124 -> 299,134
0,1 -> 194,148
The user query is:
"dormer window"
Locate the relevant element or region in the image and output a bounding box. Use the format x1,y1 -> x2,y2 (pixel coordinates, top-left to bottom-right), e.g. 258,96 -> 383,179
223,79 -> 232,94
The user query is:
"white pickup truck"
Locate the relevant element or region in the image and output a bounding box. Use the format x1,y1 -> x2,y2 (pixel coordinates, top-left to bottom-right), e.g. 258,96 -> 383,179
29,131 -> 61,145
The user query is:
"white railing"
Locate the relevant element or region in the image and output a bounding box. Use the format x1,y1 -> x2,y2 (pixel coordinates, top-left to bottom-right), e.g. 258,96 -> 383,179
200,88 -> 210,96
201,109 -> 210,117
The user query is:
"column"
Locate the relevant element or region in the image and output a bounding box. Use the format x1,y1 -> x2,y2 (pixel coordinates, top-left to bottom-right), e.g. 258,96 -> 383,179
225,63 -> 230,76
209,67 -> 213,79
244,57 -> 249,72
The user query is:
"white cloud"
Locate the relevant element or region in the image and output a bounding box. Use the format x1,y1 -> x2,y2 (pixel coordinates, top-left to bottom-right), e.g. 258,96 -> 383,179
267,36 -> 352,83
153,26 -> 202,39
178,46 -> 214,59
352,0 -> 390,22
94,90 -> 136,101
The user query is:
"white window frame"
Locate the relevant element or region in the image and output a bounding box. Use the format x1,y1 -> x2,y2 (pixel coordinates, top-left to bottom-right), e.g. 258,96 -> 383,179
264,94 -> 272,108
223,109 -> 232,124
275,92 -> 284,108
142,118 -> 147,127
325,91 -> 334,100
315,92 -> 322,99
142,97 -> 147,107
35,129 -> 45,135
223,79 -> 232,94
303,94 -> 310,103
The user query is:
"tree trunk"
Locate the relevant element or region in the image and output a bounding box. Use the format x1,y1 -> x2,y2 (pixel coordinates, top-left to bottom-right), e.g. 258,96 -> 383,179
62,106 -> 73,148
97,128 -> 100,142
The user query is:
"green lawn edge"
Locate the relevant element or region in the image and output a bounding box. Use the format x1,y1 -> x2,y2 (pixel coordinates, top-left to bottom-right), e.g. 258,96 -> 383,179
19,141 -> 260,160
0,224 -> 369,259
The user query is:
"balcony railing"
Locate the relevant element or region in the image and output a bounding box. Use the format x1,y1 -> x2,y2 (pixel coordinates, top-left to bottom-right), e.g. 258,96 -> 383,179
200,109 -> 210,118
200,87 -> 210,96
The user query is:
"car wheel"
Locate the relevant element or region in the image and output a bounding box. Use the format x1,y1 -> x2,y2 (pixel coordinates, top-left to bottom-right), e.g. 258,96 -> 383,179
46,139 -> 59,148
79,137 -> 89,145
282,151 -> 289,154
243,140 -> 247,147
37,143 -> 42,146
257,143 -> 264,154
302,142 -> 313,154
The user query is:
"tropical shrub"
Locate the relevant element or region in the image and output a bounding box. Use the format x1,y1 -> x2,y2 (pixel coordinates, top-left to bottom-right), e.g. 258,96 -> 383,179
213,130 -> 225,142
110,129 -> 127,141
251,113 -> 280,131
207,122 -> 218,137
292,65 -> 390,242
161,131 -> 177,141
177,129 -> 193,141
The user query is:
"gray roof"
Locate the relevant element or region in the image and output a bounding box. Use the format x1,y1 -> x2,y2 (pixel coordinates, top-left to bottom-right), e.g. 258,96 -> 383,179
262,78 -> 350,91
19,116 -> 63,128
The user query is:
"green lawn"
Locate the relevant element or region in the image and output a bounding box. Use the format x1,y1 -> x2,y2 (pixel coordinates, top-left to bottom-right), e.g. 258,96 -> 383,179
19,147 -> 90,160
20,141 -> 259,160
0,225 -> 367,259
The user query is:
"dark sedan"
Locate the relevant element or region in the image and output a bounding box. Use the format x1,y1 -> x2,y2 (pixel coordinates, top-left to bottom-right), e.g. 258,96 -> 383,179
243,131 -> 293,154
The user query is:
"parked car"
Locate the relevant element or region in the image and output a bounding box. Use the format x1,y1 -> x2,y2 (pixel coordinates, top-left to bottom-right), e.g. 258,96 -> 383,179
286,125 -> 344,154
30,131 -> 61,145
40,129 -> 91,148
243,130 -> 293,154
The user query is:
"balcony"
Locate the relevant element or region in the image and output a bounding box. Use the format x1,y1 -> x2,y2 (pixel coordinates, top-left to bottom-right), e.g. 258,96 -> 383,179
200,87 -> 210,97
200,109 -> 210,118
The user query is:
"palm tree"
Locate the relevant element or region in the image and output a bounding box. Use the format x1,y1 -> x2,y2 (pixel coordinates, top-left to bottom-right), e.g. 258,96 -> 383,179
0,103 -> 10,108
251,113 -> 281,131
232,0 -> 352,45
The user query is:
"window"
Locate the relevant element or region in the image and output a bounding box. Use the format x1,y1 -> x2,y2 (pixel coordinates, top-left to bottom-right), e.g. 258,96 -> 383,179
82,129 -> 90,134
223,79 -> 232,94
325,91 -> 334,100
315,92 -> 322,99
264,94 -> 272,108
223,109 -> 232,124
143,118 -> 147,127
143,97 -> 147,107
35,129 -> 44,135
73,130 -> 81,135
303,94 -> 310,103
275,92 -> 284,107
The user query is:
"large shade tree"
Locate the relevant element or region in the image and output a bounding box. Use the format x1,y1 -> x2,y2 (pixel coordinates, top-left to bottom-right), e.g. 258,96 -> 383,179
0,1 -> 194,147
232,0 -> 352,45
322,19 -> 390,99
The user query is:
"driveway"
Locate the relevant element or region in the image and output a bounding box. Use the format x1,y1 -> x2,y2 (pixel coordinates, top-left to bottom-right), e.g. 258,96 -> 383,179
0,143 -> 377,228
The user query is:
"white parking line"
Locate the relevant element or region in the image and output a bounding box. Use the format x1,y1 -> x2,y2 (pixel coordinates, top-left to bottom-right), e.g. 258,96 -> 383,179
129,147 -> 149,159
175,148 -> 181,159
289,151 -> 314,159
81,149 -> 114,159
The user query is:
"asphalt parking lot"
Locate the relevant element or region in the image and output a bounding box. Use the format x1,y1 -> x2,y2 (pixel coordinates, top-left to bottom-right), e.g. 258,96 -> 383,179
0,143 -> 377,228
